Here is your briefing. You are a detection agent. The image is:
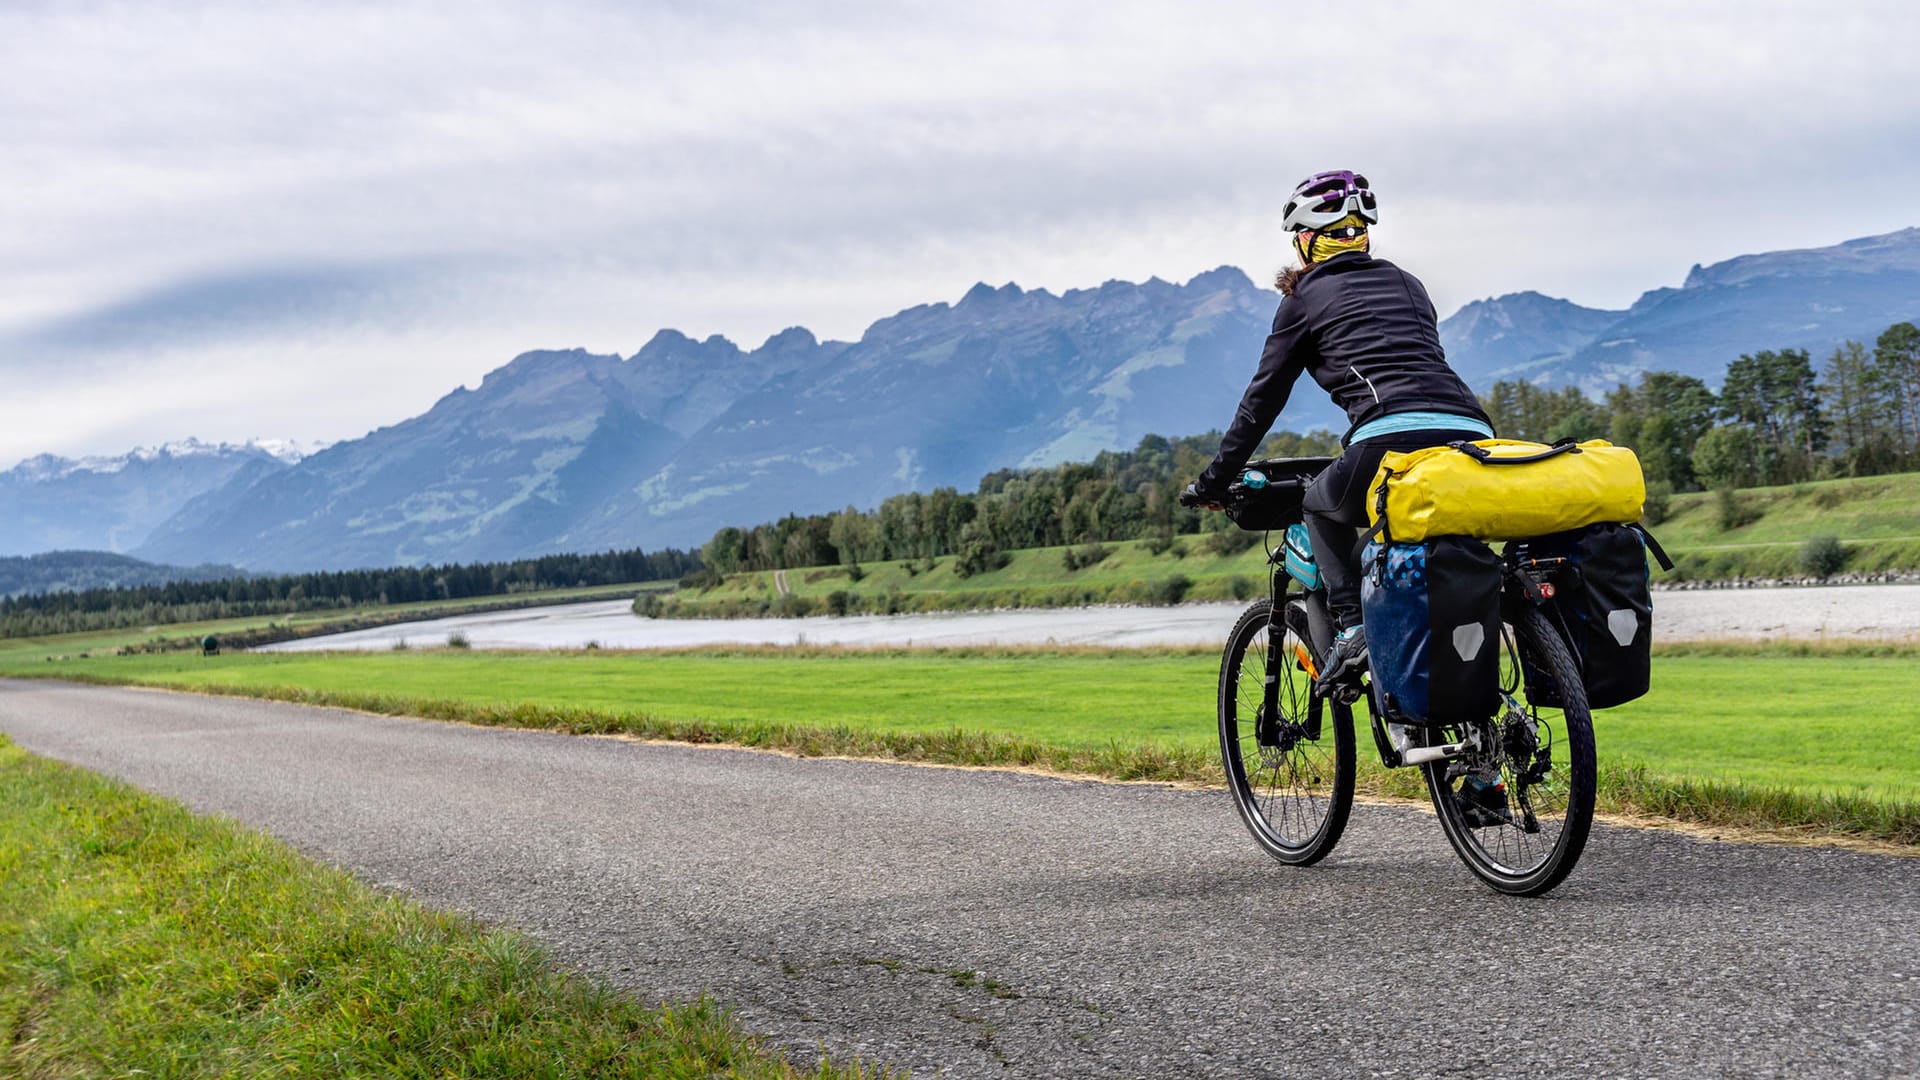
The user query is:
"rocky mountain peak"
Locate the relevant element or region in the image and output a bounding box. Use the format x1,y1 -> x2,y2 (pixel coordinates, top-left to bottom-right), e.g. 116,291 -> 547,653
1184,265 -> 1259,295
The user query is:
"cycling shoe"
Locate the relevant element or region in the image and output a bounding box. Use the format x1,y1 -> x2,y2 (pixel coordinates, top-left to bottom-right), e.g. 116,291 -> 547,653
1456,776 -> 1514,828
1314,625 -> 1368,702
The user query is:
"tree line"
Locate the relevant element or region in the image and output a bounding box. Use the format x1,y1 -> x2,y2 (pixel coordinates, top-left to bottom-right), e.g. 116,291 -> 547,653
697,430 -> 1339,575
1,547 -> 698,637
1480,321 -> 1920,492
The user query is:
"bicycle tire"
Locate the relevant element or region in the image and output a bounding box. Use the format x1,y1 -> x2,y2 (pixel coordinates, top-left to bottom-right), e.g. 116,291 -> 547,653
1422,605 -> 1597,896
1218,596 -> 1355,865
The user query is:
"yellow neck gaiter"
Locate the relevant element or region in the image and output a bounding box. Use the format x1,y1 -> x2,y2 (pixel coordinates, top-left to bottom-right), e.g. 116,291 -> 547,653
1293,213 -> 1371,264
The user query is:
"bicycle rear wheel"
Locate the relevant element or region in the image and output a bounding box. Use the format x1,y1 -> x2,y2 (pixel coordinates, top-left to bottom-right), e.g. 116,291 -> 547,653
1422,606 -> 1596,896
1218,596 -> 1355,865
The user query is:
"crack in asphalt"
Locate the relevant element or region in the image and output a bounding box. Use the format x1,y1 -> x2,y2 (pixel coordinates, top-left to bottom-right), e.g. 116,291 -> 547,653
1,679 -> 1915,1078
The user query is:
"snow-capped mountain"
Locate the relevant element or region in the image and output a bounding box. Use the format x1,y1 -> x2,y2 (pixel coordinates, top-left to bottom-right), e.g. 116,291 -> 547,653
0,440 -> 306,556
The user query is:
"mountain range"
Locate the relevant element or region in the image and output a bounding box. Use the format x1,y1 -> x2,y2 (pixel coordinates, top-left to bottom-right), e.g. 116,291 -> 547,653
0,439 -> 312,558
8,228 -> 1917,574
1440,227 -> 1920,392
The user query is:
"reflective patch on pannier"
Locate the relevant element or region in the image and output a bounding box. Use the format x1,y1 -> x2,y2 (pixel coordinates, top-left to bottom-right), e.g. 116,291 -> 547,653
1360,536 -> 1502,726
1452,622 -> 1486,662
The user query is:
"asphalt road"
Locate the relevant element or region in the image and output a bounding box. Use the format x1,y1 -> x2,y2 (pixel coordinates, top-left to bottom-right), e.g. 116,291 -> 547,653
2,679 -> 1915,1078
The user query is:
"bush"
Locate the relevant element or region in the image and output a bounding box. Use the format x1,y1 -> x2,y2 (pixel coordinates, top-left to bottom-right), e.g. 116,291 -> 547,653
1168,540 -> 1188,559
1143,531 -> 1176,556
954,537 -> 1010,579
632,594 -> 666,618
1151,575 -> 1193,605
1641,480 -> 1673,526
776,594 -> 816,618
1797,536 -> 1849,579
824,589 -> 858,617
1228,574 -> 1258,600
1204,529 -> 1260,557
445,631 -> 472,649
678,568 -> 724,592
1714,486 -> 1763,531
1062,542 -> 1112,572
845,563 -> 867,583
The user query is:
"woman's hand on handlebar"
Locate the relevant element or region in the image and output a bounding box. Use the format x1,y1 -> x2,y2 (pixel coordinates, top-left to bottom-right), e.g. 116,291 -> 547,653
1179,479 -> 1228,511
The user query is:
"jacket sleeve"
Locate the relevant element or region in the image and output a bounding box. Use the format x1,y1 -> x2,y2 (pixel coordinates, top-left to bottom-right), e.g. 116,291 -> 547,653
1198,299 -> 1314,490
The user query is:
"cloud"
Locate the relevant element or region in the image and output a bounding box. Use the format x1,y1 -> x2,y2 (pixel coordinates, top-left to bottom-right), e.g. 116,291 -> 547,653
3,0 -> 1919,464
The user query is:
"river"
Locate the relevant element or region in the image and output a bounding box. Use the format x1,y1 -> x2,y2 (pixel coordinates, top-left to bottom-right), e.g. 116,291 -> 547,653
256,584 -> 1920,652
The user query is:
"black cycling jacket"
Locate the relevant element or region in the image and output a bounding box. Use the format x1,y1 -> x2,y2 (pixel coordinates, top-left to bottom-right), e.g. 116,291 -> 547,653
1197,251 -> 1493,491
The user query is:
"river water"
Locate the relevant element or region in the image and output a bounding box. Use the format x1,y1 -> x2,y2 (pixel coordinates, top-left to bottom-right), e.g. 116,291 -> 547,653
257,585 -> 1920,653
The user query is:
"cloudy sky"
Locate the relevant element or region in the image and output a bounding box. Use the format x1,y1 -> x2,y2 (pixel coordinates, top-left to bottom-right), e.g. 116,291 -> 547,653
5,0 -> 1918,465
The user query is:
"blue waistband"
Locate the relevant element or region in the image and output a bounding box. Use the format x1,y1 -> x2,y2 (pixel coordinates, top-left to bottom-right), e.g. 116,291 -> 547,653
1349,411 -> 1494,444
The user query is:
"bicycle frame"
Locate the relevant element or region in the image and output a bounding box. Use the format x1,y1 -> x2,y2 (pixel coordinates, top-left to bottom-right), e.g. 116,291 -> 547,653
1264,537 -> 1568,773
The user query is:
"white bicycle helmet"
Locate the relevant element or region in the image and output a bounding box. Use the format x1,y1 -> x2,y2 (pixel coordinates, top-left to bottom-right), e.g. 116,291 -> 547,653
1281,170 -> 1379,233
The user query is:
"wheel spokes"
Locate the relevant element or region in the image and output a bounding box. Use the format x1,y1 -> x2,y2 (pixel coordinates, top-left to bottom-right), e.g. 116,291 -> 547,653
1232,624 -> 1335,848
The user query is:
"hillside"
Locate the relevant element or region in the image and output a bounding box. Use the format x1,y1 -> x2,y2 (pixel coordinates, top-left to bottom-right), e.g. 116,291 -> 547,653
0,550 -> 246,598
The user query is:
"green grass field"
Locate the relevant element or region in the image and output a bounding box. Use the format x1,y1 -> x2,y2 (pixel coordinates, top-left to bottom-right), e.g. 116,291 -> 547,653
7,643 -> 1914,843
0,736 -> 875,1077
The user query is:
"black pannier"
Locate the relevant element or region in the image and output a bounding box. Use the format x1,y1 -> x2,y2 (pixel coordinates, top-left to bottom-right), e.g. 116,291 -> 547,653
1520,523 -> 1656,709
1224,456 -> 1335,532
1360,535 -> 1503,726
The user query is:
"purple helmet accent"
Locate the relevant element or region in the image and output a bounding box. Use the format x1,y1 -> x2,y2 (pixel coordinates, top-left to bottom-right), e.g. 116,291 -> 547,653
1282,170 -> 1379,232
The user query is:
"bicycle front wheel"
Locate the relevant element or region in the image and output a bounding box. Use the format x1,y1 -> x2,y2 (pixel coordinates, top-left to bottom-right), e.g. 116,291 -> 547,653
1423,605 -> 1597,896
1218,596 -> 1355,865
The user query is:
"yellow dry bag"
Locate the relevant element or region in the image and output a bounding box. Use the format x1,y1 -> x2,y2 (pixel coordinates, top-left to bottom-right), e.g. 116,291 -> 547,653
1366,439 -> 1646,543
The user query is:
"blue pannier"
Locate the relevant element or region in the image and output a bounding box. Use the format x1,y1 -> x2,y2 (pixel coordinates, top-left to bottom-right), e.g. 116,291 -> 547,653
1360,535 -> 1503,726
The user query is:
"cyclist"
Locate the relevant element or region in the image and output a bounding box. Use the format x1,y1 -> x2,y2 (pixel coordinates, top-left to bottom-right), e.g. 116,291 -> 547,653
1180,170 -> 1494,700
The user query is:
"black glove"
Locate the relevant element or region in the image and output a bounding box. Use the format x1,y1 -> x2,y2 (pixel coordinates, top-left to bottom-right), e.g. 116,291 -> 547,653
1179,479 -> 1226,510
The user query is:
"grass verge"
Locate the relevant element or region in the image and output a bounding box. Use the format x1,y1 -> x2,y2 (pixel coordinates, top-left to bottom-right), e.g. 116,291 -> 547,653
0,735 -> 880,1077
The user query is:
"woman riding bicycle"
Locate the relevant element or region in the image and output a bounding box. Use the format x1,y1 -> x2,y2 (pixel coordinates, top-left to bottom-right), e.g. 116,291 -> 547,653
1180,170 -> 1494,698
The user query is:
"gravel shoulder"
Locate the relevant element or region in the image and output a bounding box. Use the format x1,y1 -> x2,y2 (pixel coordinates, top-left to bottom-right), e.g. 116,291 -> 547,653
2,680 -> 1914,1078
